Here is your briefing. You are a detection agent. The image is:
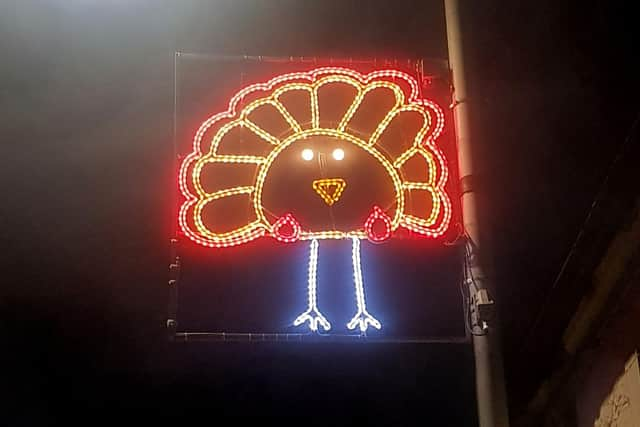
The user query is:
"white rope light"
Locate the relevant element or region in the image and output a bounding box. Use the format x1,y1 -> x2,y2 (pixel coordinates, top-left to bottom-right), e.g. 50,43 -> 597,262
293,239 -> 331,332
347,237 -> 382,332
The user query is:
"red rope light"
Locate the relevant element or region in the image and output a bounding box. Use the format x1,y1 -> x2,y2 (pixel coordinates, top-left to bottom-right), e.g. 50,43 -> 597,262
178,67 -> 452,247
364,206 -> 392,243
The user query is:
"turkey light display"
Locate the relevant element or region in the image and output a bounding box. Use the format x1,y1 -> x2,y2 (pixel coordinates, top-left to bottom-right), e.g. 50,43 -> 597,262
178,67 -> 452,333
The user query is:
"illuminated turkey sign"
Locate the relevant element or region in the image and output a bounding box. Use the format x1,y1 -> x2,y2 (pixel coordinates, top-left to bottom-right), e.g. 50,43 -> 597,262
178,67 -> 452,333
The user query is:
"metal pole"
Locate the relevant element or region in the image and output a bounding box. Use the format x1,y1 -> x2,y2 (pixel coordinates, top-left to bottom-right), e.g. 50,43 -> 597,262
444,1 -> 510,426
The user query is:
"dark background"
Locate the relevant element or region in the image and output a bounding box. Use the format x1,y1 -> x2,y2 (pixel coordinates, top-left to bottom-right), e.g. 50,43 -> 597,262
1,0 -> 638,424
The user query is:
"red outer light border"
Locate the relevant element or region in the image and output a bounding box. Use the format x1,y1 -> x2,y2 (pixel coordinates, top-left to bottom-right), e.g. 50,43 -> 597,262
178,67 -> 452,247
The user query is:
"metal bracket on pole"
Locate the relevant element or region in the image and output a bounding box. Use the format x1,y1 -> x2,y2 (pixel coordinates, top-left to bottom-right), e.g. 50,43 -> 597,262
475,289 -> 495,326
469,287 -> 495,334
459,174 -> 477,196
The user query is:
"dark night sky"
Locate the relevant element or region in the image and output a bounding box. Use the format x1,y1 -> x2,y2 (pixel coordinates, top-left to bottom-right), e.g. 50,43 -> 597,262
1,1 -> 638,424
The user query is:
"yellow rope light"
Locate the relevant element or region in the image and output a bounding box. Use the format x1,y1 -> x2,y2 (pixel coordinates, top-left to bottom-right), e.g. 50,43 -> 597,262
179,67 -> 451,247
312,178 -> 347,206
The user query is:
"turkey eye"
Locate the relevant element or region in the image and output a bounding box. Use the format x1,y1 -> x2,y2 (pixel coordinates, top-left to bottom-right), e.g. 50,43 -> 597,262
301,148 -> 314,161
332,148 -> 345,161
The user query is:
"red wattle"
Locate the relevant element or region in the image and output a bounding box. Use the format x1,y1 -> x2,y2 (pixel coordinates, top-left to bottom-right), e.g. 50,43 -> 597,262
272,213 -> 302,243
364,206 -> 392,243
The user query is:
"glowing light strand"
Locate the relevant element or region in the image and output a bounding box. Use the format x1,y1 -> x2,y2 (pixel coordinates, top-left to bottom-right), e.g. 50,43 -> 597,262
254,128 -> 405,241
337,80 -> 405,132
312,178 -> 347,206
347,237 -> 382,332
178,67 -> 452,247
272,213 -> 302,243
293,239 -> 331,332
364,206 -> 392,242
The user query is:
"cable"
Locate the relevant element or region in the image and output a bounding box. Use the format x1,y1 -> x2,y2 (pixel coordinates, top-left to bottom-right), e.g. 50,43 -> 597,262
444,222 -> 466,246
460,237 -> 488,336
